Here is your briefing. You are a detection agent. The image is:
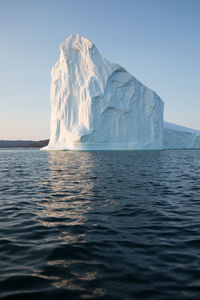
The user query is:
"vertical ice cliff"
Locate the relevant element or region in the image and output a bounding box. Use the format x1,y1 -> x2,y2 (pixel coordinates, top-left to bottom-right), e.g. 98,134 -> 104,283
44,34 -> 164,150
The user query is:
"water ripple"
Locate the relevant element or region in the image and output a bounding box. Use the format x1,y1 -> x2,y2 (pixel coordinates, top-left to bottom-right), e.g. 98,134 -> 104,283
1,149 -> 200,299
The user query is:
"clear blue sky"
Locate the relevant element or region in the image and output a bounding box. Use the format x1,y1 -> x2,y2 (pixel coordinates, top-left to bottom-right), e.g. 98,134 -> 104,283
0,0 -> 200,140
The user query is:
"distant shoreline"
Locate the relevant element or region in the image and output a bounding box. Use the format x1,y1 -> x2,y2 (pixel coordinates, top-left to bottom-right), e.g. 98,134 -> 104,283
0,139 -> 49,148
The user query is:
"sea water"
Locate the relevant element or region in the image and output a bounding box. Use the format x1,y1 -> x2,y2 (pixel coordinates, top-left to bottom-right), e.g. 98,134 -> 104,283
1,149 -> 200,299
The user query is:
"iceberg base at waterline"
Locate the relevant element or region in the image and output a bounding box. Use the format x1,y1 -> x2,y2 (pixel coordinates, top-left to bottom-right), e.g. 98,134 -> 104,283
42,143 -> 164,151
42,122 -> 200,151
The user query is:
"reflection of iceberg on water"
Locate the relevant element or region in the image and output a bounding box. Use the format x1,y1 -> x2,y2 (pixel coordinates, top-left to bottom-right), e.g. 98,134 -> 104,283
34,152 -> 106,296
37,151 -> 96,229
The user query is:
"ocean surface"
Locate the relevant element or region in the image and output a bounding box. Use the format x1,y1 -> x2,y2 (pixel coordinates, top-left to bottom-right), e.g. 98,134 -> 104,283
1,149 -> 200,299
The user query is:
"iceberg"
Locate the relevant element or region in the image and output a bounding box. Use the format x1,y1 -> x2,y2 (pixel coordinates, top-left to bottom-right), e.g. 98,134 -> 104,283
42,34 -> 200,150
43,34 -> 164,150
164,122 -> 200,149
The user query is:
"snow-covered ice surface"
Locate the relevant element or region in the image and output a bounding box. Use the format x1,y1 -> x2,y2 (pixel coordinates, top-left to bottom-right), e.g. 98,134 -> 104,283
43,34 -> 164,150
164,122 -> 200,149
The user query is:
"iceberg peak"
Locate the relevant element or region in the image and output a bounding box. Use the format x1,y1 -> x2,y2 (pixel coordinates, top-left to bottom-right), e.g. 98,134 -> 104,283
60,34 -> 95,55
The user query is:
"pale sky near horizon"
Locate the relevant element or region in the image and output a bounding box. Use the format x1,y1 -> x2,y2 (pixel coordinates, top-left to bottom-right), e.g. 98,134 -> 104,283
0,0 -> 200,140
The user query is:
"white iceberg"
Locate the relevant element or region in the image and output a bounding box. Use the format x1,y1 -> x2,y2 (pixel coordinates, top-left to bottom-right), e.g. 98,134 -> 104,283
43,34 -> 164,150
164,122 -> 200,149
42,34 -> 200,151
